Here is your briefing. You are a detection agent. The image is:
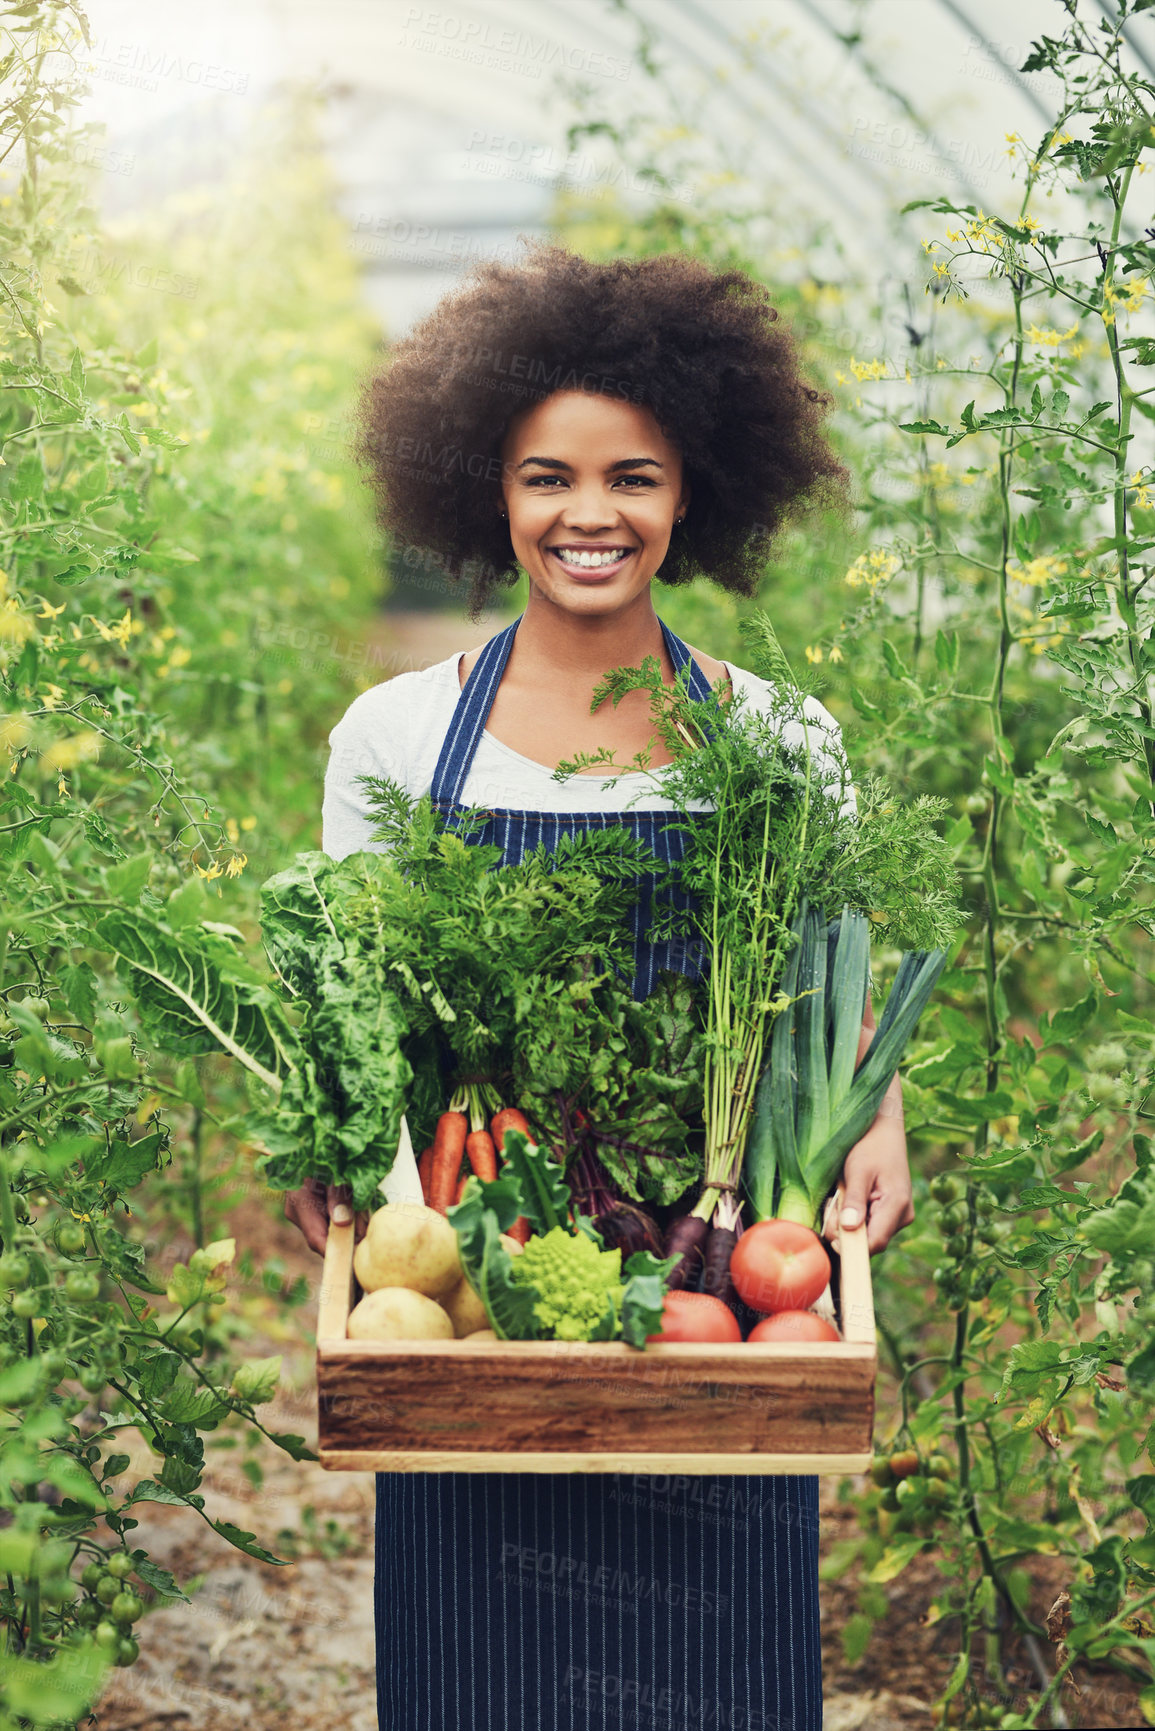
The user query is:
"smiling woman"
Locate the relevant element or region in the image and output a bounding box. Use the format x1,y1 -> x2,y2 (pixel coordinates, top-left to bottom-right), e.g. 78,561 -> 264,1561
298,242 -> 912,1731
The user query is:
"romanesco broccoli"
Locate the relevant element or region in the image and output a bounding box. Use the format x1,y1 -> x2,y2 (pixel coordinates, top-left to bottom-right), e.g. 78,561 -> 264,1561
509,1225 -> 623,1341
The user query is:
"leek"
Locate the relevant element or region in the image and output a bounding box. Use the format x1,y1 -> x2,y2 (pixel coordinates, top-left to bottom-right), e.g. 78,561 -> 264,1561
745,896 -> 947,1227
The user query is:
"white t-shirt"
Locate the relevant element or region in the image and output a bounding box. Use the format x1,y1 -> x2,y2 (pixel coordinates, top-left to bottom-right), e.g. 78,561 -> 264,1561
321,650 -> 855,860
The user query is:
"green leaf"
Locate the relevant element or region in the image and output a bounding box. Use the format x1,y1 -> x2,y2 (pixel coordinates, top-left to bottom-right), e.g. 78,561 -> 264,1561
131,1554 -> 189,1602
232,1354 -> 281,1405
89,909 -> 299,1092
212,1519 -> 288,1565
448,1184 -> 541,1340
1042,989 -> 1099,1046
499,1129 -> 570,1234
620,1250 -> 678,1349
864,1537 -> 926,1582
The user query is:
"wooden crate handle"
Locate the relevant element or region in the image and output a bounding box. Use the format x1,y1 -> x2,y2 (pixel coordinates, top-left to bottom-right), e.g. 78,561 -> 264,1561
317,1219 -> 355,1344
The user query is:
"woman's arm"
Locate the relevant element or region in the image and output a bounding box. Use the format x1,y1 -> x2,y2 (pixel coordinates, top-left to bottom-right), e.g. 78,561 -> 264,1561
824,996 -> 914,1254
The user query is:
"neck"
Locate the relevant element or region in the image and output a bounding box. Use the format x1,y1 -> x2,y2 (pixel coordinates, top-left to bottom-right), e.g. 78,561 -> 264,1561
513,586 -> 667,681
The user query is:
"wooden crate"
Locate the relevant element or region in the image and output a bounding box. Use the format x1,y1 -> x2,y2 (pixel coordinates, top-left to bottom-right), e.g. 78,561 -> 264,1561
315,1217 -> 876,1475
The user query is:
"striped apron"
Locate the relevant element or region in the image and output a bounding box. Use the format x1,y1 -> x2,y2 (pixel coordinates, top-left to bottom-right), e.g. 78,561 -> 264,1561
374,615 -> 822,1731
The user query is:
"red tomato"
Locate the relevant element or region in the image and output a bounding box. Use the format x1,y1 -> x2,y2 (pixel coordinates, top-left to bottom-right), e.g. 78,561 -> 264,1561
730,1220 -> 831,1314
747,1310 -> 840,1344
646,1291 -> 742,1343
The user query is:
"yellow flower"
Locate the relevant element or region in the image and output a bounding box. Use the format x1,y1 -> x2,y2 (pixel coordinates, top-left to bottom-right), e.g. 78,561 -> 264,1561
828,643 -> 845,664
1025,321 -> 1079,347
195,860 -> 224,881
849,356 -> 889,381
804,645 -> 823,664
845,548 -> 901,591
921,238 -> 939,255
37,599 -> 66,620
240,814 -> 258,831
225,853 -> 247,878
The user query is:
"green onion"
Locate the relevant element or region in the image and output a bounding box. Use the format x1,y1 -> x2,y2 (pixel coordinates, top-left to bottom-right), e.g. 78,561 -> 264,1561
745,896 -> 947,1227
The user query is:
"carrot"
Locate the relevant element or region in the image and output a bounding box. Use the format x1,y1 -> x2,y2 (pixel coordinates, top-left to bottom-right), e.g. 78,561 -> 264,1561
417,1145 -> 435,1205
453,1169 -> 470,1205
701,1224 -> 740,1317
490,1107 -> 532,1154
429,1109 -> 468,1214
506,1215 -> 531,1246
466,1129 -> 497,1183
662,1214 -> 708,1291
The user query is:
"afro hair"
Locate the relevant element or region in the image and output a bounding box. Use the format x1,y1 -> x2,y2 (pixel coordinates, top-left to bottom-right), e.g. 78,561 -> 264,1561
355,242 -> 851,615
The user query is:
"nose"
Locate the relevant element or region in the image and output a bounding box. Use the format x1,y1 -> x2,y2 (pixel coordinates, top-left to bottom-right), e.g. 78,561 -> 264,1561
557,480 -> 620,533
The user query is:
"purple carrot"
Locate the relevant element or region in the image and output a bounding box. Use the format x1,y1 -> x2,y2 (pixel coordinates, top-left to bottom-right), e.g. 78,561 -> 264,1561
700,1196 -> 742,1319
663,1214 -> 708,1291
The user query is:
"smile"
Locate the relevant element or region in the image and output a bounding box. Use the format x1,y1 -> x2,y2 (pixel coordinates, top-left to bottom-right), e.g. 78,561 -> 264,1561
548,546 -> 635,575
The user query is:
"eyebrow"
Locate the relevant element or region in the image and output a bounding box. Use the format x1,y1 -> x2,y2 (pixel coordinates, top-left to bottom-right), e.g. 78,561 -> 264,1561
515,456 -> 665,472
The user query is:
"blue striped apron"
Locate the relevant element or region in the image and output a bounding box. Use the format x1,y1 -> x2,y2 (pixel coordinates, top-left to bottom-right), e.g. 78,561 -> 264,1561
374,615 -> 822,1731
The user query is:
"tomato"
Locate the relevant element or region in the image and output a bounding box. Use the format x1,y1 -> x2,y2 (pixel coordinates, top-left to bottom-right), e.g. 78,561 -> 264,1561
646,1291 -> 742,1343
111,1592 -> 143,1625
64,1270 -> 100,1303
746,1310 -> 840,1344
106,1552 -> 133,1580
888,1448 -> 921,1480
730,1221 -> 831,1314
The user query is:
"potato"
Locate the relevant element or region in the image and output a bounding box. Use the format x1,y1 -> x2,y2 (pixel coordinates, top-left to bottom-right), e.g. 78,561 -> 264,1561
441,1277 -> 489,1338
353,1202 -> 462,1299
462,1328 -> 498,1342
347,1287 -> 454,1342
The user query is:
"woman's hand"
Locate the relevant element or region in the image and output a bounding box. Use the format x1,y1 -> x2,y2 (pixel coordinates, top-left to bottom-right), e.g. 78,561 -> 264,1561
822,1003 -> 914,1255
283,1178 -> 368,1256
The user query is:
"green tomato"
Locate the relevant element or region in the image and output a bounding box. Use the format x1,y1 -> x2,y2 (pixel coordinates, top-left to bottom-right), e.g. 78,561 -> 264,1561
924,1475 -> 952,1506
974,1192 -> 996,1220
94,1619 -> 121,1652
64,1270 -> 100,1304
929,1175 -> 959,1205
964,792 -> 988,815
79,1366 -> 106,1395
945,1233 -> 969,1260
95,1575 -> 120,1607
111,1592 -> 143,1625
0,1251 -> 32,1289
941,1200 -> 970,1234
106,1552 -> 133,1580
40,1348 -> 69,1380
869,1457 -> 894,1488
116,1636 -> 140,1667
880,1485 -> 901,1512
80,1562 -> 104,1592
926,1452 -> 954,1480
74,1599 -> 101,1628
56,1222 -> 87,1256
895,1476 -> 921,1506
12,1290 -> 42,1319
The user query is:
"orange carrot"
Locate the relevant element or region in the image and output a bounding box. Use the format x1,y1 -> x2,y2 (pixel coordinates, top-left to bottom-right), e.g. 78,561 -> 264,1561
506,1215 -> 531,1246
490,1107 -> 531,1154
417,1145 -> 435,1204
429,1110 -> 468,1213
466,1129 -> 497,1182
453,1169 -> 470,1205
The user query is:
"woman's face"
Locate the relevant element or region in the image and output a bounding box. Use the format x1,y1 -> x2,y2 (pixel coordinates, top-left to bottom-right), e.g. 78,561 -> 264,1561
499,390 -> 689,618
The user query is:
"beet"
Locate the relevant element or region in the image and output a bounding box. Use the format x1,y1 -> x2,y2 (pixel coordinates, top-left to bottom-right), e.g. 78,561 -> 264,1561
593,1201 -> 665,1261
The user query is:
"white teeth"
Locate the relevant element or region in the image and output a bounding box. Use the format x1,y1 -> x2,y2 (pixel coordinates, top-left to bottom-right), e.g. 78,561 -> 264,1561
555,548 -> 629,568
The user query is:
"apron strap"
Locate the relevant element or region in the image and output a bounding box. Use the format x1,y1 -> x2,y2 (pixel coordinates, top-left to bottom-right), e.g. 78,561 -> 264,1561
429,613 -> 716,810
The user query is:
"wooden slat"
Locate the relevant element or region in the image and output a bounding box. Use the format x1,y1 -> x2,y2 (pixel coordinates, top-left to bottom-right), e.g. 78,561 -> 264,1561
316,1218 -> 355,1344
836,1219 -> 876,1345
319,1448 -> 873,1476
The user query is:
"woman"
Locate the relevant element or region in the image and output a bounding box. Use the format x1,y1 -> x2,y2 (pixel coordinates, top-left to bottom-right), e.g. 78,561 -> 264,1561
288,244 -> 912,1731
